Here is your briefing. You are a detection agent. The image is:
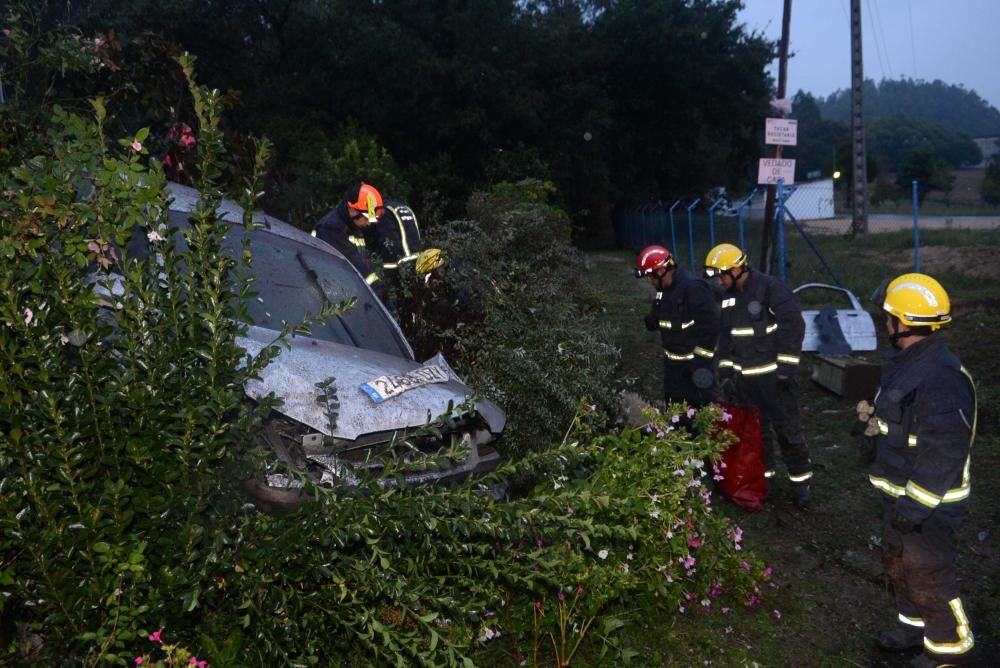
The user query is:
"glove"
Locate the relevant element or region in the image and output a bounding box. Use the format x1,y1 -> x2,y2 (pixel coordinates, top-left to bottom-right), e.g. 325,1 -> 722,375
852,400 -> 880,437
890,512 -> 922,534
718,374 -> 736,400
644,313 -> 659,331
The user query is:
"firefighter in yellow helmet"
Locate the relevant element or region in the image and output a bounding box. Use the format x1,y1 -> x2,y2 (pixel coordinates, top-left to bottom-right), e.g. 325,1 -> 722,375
868,274 -> 977,667
704,243 -> 812,509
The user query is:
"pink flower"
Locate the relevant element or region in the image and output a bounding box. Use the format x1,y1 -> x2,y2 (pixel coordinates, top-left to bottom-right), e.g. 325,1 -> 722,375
671,414 -> 681,424
566,505 -> 573,515
534,600 -> 542,610
688,539 -> 702,548
764,567 -> 773,577
148,628 -> 163,644
683,556 -> 696,569
741,560 -> 751,572
135,659 -> 143,666
536,538 -> 543,548
23,307 -> 32,325
686,408 -> 696,418
558,592 -> 565,601
576,585 -> 584,595
131,141 -> 142,151
678,605 -> 685,613
721,411 -> 732,422
2,29 -> 10,37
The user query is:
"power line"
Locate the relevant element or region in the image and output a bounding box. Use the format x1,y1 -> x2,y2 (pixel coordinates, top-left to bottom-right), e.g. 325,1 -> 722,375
907,0 -> 918,77
871,0 -> 894,81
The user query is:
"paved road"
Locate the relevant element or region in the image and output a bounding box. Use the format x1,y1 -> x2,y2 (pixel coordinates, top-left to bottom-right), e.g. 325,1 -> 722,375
798,214 -> 1000,235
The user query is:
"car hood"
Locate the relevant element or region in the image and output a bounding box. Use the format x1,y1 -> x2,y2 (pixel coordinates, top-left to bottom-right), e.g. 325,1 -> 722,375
238,325 -> 506,441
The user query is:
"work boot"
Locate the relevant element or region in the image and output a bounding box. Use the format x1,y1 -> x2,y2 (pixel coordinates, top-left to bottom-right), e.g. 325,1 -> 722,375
877,625 -> 924,652
791,483 -> 811,510
906,653 -> 968,667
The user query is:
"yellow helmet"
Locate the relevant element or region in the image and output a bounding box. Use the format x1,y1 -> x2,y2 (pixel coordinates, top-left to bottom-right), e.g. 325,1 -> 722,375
704,243 -> 748,277
415,247 -> 445,275
882,273 -> 951,330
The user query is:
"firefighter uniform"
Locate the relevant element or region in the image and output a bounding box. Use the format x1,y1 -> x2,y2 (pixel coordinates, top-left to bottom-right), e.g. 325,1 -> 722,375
314,202 -> 386,299
373,201 -> 422,275
715,269 -> 812,487
869,335 -> 976,662
646,266 -> 718,407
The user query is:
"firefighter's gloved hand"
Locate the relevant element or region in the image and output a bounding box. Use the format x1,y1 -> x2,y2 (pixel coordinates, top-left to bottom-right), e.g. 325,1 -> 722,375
719,374 -> 736,400
890,512 -> 922,535
644,313 -> 659,331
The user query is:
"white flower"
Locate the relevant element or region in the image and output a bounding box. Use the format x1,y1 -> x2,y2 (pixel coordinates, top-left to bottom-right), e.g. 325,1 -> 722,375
598,549 -> 609,560
23,307 -> 33,325
147,229 -> 165,242
650,510 -> 660,519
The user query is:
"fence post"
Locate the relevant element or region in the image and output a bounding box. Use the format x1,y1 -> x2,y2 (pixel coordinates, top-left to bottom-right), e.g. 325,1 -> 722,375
912,180 -> 920,273
737,188 -> 757,250
686,198 -> 701,268
668,199 -> 681,258
658,205 -> 666,247
775,178 -> 787,283
708,199 -> 723,249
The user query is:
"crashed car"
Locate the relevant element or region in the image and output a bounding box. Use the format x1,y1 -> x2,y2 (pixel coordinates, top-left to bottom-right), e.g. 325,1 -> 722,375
161,183 -> 506,510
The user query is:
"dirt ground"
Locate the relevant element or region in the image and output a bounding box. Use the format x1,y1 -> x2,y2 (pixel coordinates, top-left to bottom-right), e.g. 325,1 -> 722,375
860,245 -> 1000,280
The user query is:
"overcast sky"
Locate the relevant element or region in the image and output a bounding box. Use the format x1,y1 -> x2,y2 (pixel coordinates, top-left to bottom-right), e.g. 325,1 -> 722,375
736,0 -> 1000,111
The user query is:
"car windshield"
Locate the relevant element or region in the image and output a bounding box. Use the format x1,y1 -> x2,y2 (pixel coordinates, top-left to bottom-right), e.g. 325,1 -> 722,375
154,211 -> 411,359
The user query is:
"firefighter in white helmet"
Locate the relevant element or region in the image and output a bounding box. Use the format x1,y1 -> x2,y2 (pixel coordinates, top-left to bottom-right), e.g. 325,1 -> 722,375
868,273 -> 977,667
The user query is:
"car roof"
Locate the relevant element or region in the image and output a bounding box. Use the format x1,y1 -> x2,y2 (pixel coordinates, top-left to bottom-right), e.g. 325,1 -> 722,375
165,182 -> 348,261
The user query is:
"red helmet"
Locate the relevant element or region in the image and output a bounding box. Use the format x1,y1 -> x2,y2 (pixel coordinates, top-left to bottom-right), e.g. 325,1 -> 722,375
347,182 -> 384,223
635,245 -> 675,278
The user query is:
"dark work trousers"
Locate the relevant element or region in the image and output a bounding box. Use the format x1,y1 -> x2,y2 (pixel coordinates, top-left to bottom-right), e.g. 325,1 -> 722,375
663,360 -> 716,409
882,503 -> 973,658
731,373 -> 811,480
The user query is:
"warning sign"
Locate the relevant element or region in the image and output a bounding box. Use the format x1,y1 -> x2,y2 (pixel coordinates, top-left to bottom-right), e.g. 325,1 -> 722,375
757,158 -> 796,186
765,118 -> 798,146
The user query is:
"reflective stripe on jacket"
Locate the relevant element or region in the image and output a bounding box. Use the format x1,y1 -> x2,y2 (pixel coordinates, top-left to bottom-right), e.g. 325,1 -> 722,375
373,202 -> 421,270
648,267 -> 719,367
868,335 -> 976,524
715,270 -> 803,377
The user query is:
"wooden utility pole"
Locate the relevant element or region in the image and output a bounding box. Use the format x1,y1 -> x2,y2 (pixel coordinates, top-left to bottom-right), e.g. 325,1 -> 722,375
760,0 -> 792,272
849,0 -> 868,236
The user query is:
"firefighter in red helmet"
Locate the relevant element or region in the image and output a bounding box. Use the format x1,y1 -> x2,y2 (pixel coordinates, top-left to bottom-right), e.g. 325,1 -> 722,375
636,245 -> 719,409
313,182 -> 387,298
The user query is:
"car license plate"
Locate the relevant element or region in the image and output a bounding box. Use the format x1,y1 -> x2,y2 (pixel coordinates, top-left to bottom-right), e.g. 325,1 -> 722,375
360,365 -> 450,403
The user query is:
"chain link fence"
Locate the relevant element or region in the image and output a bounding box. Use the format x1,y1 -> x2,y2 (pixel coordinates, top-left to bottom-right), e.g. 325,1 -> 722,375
614,180 -> 934,293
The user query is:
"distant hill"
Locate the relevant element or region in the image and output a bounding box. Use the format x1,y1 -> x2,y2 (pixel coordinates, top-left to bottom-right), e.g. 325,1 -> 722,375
817,78 -> 1000,138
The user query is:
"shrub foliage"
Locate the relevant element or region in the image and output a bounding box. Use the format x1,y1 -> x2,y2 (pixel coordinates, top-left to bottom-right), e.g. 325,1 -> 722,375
1,31 -> 768,668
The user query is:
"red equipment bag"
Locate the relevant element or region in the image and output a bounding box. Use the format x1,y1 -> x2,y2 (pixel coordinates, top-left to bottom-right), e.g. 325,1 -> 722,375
714,401 -> 768,511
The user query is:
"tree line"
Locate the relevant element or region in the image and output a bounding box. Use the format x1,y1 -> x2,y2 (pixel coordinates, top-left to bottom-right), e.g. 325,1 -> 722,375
5,0 -> 775,242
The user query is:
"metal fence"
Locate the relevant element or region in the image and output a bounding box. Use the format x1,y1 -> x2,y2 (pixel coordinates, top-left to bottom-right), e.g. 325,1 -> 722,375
614,180 -> 936,292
